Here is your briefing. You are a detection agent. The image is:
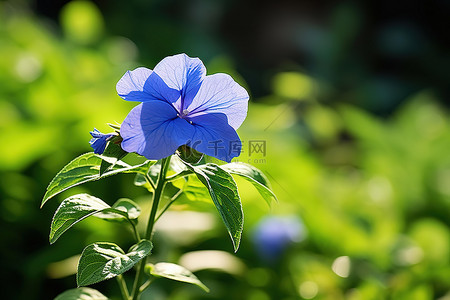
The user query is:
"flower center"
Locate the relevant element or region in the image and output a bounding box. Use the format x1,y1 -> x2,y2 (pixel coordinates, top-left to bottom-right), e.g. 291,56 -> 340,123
177,109 -> 193,124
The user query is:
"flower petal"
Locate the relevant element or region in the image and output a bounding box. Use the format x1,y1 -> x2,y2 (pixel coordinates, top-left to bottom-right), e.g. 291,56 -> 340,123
116,67 -> 154,102
186,73 -> 249,130
120,102 -> 195,160
188,113 -> 242,163
117,67 -> 181,104
153,53 -> 206,111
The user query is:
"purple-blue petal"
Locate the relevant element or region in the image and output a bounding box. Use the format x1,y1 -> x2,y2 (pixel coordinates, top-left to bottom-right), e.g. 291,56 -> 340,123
187,113 -> 241,163
120,101 -> 195,160
186,73 -> 249,130
89,129 -> 114,154
116,67 -> 181,104
143,72 -> 181,104
153,54 -> 206,112
116,67 -> 154,102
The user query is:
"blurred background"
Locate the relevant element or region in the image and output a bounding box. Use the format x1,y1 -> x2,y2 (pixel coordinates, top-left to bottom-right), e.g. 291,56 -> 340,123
1,0 -> 449,299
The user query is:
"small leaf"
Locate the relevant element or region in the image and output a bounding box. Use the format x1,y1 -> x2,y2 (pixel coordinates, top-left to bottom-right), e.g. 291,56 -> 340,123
50,194 -> 110,244
54,287 -> 108,300
183,162 -> 243,251
99,136 -> 128,175
145,262 -> 209,292
50,195 -> 141,243
112,198 -> 140,219
221,162 -> 277,206
77,240 -> 152,287
170,155 -> 190,173
95,198 -> 141,221
147,163 -> 161,187
42,153 -> 155,207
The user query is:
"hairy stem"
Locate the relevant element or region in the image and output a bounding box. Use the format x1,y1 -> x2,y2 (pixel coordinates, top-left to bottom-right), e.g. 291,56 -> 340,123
131,156 -> 171,300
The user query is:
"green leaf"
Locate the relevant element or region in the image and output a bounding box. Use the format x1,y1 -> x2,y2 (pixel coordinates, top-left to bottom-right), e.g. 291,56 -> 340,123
77,240 -> 152,287
99,135 -> 128,175
147,162 -> 161,187
184,163 -> 243,251
95,198 -> 141,221
170,155 -> 190,173
50,194 -> 140,243
176,176 -> 211,203
112,198 -> 140,219
221,162 -> 277,206
54,287 -> 108,300
50,194 -> 110,244
42,153 -> 155,207
145,262 -> 209,292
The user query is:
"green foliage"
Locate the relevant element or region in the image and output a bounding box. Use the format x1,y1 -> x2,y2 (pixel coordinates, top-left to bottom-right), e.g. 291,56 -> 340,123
221,162 -> 277,206
96,198 -> 141,221
50,194 -> 109,244
77,240 -> 152,287
177,176 -> 212,203
183,163 -> 243,252
99,136 -> 128,175
54,287 -> 109,300
165,161 -> 275,251
40,143 -> 276,297
145,262 -> 209,292
39,135 -> 278,299
42,153 -> 154,207
50,194 -> 140,244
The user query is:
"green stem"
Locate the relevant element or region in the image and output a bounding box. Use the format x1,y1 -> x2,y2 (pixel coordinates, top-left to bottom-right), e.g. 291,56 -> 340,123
139,278 -> 154,293
116,275 -> 130,300
145,173 -> 156,190
166,170 -> 192,182
144,157 -> 171,238
155,189 -> 183,222
130,221 -> 141,242
131,156 -> 171,300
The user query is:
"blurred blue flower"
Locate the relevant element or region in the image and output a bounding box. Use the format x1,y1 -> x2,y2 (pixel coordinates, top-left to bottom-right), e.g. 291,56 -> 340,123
116,53 -> 249,162
89,128 -> 114,154
252,215 -> 305,262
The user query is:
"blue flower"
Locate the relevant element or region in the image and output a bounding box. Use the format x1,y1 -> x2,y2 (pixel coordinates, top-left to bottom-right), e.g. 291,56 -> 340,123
89,128 -> 114,154
252,215 -> 305,262
116,54 -> 249,162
